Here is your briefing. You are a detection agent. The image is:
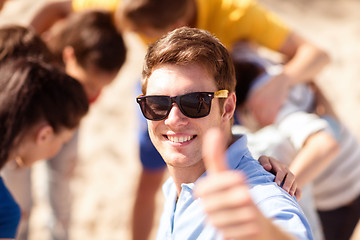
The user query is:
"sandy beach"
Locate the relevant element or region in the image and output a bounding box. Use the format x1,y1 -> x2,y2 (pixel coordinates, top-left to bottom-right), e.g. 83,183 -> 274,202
0,0 -> 359,239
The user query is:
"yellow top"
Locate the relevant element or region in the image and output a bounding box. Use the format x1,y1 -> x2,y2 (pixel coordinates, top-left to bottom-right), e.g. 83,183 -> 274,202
72,0 -> 119,12
72,0 -> 289,50
196,0 -> 290,50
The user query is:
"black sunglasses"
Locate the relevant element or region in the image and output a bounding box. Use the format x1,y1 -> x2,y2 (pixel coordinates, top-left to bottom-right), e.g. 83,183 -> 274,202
136,90 -> 229,121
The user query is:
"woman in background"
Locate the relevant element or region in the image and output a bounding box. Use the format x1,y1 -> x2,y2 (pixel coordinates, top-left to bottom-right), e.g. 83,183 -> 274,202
0,59 -> 89,239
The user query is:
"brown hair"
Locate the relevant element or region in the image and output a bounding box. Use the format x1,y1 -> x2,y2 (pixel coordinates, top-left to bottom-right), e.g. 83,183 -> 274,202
47,10 -> 126,72
0,25 -> 54,62
141,27 -> 236,95
117,0 -> 190,31
0,59 -> 89,169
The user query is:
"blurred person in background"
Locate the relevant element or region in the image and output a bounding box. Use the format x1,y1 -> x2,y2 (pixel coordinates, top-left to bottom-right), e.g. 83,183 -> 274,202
231,42 -> 360,240
1,10 -> 126,240
0,58 -> 89,239
0,24 -> 55,239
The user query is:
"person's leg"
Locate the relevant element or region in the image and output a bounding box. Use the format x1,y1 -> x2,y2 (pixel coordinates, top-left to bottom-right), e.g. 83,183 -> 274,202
318,194 -> 360,240
2,161 -> 32,240
46,130 -> 79,240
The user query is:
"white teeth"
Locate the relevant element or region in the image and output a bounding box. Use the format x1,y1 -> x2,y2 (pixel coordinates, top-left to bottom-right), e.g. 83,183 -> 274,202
168,135 -> 192,143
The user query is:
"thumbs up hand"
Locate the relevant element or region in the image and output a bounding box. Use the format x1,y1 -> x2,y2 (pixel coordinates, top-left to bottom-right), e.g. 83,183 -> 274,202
194,128 -> 281,240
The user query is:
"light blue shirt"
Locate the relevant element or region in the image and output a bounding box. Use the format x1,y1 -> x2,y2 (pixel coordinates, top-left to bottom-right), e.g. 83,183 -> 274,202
156,135 -> 313,240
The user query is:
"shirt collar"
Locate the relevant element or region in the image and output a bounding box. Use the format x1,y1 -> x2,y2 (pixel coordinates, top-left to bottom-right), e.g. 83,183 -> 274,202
163,134 -> 252,193
226,134 -> 253,169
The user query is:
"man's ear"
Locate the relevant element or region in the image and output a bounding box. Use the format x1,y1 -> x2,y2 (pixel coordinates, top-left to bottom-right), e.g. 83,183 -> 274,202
222,92 -> 236,121
36,125 -> 54,145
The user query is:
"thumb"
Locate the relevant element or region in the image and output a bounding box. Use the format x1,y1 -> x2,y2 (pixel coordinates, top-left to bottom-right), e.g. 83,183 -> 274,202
202,128 -> 229,174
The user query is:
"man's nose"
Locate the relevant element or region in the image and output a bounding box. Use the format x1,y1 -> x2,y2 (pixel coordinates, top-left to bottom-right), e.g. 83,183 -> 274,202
164,103 -> 188,126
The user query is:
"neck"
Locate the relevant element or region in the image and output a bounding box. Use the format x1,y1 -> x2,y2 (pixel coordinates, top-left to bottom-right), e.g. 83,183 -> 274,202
168,161 -> 206,197
169,130 -> 236,197
229,133 -> 239,148
7,151 -> 16,164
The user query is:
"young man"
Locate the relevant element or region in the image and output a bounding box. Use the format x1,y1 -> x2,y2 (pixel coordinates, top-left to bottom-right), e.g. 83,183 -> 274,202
136,26 -> 313,239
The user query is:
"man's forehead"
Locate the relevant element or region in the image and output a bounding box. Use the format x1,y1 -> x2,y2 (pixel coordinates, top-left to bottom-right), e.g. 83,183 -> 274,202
150,63 -> 213,78
146,63 -> 217,94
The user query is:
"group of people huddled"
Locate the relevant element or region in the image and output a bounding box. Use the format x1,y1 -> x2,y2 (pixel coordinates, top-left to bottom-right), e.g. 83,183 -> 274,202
1,1 -> 359,240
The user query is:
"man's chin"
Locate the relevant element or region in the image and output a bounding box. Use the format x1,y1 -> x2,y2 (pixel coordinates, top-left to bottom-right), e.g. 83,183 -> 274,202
163,152 -> 189,166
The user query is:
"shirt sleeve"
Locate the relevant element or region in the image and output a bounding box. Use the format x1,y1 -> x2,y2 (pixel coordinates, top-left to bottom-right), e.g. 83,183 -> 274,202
196,0 -> 290,50
276,111 -> 337,150
251,184 -> 314,240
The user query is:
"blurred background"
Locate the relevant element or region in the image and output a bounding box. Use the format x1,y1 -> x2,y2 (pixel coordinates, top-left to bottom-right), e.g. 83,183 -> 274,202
0,0 -> 359,239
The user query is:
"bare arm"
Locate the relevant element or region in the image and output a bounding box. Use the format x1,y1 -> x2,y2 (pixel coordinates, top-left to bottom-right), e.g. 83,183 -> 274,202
246,32 -> 331,126
289,131 -> 339,188
29,0 -> 72,34
280,32 -> 331,85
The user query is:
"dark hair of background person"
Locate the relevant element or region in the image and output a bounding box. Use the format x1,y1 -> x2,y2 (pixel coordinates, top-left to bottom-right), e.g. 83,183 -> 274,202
233,60 -> 265,107
0,59 -> 89,169
118,0 -> 190,30
0,25 -> 54,62
47,10 -> 126,72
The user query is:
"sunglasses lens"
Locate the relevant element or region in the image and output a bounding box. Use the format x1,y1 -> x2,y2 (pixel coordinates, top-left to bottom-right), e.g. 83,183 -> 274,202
140,96 -> 171,120
138,92 -> 215,120
180,92 -> 211,118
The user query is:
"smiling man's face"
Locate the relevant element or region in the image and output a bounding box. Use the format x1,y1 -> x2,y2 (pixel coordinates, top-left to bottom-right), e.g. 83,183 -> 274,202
146,63 -> 225,175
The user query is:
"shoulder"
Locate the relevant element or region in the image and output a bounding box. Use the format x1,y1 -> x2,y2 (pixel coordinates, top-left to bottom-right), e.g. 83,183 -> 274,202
249,183 -> 313,239
227,135 -> 276,184
237,155 -> 276,184
250,182 -> 295,205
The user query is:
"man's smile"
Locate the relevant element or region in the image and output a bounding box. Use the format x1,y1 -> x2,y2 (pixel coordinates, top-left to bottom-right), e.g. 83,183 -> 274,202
165,135 -> 197,143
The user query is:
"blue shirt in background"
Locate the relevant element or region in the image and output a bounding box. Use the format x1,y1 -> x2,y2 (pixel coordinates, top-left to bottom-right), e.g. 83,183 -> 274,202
0,176 -> 20,238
